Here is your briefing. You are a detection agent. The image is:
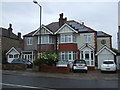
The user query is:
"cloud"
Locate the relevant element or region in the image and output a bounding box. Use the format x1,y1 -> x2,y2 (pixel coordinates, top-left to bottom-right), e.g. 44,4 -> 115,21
1,2 -> 118,48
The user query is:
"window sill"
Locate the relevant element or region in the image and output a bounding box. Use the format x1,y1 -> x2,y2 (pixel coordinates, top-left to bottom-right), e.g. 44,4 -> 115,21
59,42 -> 77,44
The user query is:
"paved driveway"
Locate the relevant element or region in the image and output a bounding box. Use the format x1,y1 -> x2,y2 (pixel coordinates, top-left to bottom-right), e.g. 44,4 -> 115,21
2,69 -> 119,81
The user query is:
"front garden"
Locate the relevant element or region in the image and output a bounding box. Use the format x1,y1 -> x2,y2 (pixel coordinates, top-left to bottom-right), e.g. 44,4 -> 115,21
33,51 -> 70,73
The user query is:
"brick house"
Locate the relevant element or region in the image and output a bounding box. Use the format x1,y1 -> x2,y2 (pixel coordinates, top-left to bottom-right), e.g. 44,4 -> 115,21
0,24 -> 23,63
22,13 -> 116,70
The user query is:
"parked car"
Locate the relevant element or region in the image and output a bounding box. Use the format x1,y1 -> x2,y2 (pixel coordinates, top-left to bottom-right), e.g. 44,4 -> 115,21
56,60 -> 69,67
11,58 -> 33,68
72,59 -> 88,73
100,60 -> 117,72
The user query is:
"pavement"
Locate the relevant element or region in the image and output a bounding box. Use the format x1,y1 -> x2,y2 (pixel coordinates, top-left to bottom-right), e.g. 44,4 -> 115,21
2,69 -> 119,81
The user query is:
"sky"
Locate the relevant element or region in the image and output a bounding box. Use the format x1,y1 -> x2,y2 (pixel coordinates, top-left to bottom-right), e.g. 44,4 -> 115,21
0,1 -> 119,49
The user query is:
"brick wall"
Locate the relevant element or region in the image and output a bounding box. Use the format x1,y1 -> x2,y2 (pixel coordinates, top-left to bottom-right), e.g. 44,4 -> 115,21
59,43 -> 78,51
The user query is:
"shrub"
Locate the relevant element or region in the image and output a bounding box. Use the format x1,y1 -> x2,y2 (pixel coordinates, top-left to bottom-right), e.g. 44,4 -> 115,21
34,51 -> 58,66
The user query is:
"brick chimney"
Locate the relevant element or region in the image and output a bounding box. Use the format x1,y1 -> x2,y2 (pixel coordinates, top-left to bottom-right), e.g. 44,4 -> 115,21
18,32 -> 21,40
8,24 -> 13,37
59,13 -> 67,27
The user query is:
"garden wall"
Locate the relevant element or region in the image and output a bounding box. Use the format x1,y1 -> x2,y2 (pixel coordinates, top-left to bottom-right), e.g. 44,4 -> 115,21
2,64 -> 27,70
40,66 -> 70,73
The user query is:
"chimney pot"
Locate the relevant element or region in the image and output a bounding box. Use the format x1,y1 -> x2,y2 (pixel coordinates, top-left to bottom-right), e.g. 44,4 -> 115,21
59,13 -> 63,19
82,22 -> 84,25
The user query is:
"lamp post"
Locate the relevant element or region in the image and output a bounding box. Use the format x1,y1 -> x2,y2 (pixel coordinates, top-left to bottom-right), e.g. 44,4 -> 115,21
33,0 -> 42,57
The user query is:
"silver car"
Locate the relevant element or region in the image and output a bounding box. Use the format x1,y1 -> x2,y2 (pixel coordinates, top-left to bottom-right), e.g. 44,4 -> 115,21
56,61 -> 69,67
72,59 -> 88,73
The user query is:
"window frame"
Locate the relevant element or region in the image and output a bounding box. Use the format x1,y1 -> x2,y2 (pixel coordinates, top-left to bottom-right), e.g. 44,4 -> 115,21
60,34 -> 77,43
80,50 -> 94,66
27,37 -> 33,45
60,51 -> 77,61
84,35 -> 91,43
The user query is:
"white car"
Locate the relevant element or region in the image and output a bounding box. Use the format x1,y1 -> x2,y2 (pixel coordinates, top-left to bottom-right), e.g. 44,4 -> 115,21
100,60 -> 117,72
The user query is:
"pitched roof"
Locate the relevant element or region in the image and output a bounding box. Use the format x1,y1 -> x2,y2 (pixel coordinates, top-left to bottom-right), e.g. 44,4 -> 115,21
23,18 -> 111,38
23,20 -> 97,37
46,20 -> 96,33
23,30 -> 37,37
66,20 -> 96,33
0,27 -> 21,40
96,45 -> 116,55
46,22 -> 60,33
97,31 -> 112,37
6,47 -> 21,55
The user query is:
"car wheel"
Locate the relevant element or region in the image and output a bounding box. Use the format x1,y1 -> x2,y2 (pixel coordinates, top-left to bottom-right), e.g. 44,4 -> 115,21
73,70 -> 76,73
85,70 -> 87,73
114,70 -> 117,73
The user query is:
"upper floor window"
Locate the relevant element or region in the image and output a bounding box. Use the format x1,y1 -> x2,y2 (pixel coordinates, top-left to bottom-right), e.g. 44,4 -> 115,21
38,35 -> 53,44
27,37 -> 33,45
60,34 -> 76,43
84,35 -> 91,43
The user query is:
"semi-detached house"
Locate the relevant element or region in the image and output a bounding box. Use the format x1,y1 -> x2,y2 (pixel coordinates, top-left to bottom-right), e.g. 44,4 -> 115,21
9,13 -> 116,70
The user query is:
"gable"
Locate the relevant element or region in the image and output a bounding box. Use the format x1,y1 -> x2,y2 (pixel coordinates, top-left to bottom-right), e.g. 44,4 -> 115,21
100,49 -> 113,55
96,46 -> 116,56
6,47 -> 20,55
79,44 -> 94,51
33,25 -> 53,36
55,23 -> 78,34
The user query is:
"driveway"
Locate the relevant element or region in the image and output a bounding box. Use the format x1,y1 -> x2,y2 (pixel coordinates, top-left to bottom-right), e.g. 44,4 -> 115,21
2,69 -> 119,81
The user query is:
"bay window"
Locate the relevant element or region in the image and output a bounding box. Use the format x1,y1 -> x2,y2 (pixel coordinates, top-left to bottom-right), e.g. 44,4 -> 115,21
60,51 -> 77,61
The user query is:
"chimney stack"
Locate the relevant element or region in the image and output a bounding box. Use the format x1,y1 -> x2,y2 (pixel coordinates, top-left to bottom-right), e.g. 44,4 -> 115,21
18,32 -> 21,40
8,24 -> 13,37
59,13 -> 67,27
82,22 -> 84,25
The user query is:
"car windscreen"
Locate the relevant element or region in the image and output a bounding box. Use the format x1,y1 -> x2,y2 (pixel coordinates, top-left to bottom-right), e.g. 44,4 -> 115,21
103,61 -> 114,64
75,60 -> 85,64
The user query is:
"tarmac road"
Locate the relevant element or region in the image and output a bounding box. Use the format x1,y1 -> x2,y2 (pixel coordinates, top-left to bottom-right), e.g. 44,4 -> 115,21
2,70 -> 120,89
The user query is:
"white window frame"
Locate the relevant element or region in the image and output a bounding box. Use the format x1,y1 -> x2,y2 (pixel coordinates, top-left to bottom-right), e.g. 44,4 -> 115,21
60,34 -> 77,43
27,37 -> 33,45
60,51 -> 77,61
38,35 -> 53,44
84,35 -> 91,43
80,50 -> 94,66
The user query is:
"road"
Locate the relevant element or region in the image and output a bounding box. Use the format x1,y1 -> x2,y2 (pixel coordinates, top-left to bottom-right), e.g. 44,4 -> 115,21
2,73 -> 119,89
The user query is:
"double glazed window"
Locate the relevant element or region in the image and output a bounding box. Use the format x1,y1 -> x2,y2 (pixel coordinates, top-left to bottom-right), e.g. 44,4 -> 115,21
27,37 -> 33,45
9,54 -> 19,58
38,35 -> 53,44
60,51 -> 77,61
60,34 -> 76,43
84,35 -> 91,43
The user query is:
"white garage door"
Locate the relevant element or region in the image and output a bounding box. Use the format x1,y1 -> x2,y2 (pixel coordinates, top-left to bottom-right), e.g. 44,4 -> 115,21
98,54 -> 114,69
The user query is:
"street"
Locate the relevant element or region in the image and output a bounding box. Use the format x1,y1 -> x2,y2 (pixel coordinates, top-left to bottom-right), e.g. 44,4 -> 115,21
2,70 -> 119,89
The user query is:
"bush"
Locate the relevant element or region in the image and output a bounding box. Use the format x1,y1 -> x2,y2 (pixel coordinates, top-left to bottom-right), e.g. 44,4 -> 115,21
34,51 -> 58,66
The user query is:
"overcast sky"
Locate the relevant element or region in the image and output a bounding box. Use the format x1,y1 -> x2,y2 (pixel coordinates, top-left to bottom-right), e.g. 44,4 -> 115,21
0,1 -> 119,49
